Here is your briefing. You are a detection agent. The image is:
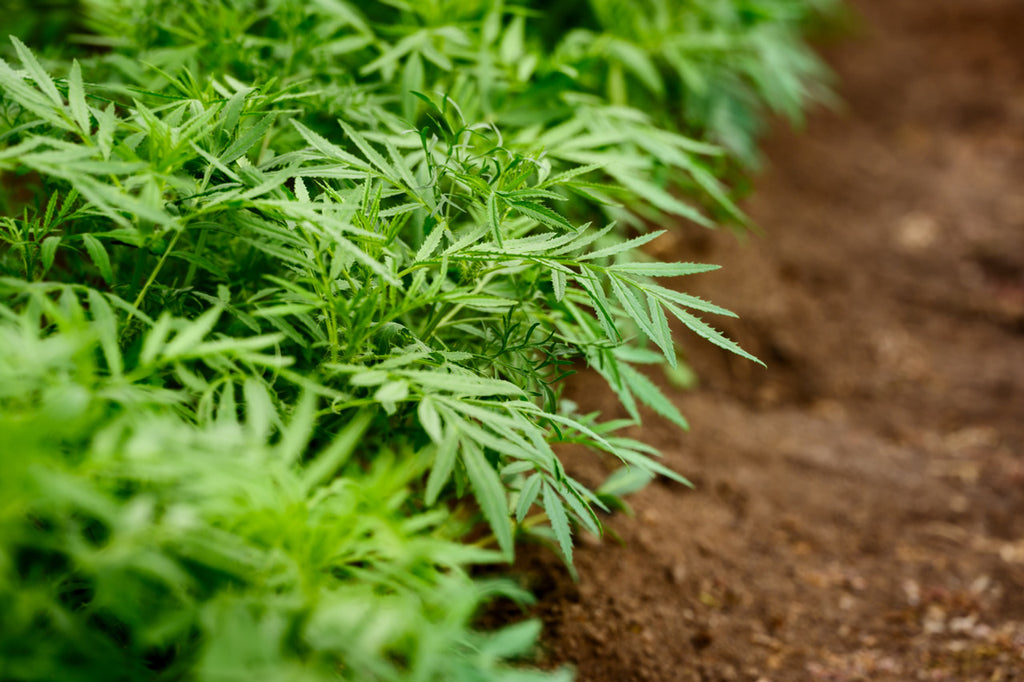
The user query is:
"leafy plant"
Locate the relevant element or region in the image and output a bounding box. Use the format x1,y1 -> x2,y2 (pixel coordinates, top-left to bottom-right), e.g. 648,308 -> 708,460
0,280 -> 561,681
38,0 -> 839,228
0,1 -> 835,679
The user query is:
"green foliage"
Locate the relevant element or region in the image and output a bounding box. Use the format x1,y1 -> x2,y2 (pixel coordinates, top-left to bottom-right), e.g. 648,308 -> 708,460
42,0 -> 840,228
0,282 -> 558,681
0,2 -> 834,679
548,0 -> 838,161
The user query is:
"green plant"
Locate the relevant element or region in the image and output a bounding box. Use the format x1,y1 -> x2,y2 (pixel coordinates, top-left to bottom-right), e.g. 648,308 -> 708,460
0,1 -> 835,678
43,0 -> 838,229
0,280 -> 560,681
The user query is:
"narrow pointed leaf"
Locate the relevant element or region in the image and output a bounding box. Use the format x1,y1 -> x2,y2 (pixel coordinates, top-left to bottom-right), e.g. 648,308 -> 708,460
607,261 -> 720,277
670,306 -> 764,366
67,60 -> 90,135
163,307 -> 222,359
508,200 -> 575,232
302,409 -> 374,490
80,234 -> 113,285
619,363 -> 689,431
462,441 -> 513,557
543,482 -> 573,564
551,268 -> 566,302
11,36 -> 63,106
425,428 -> 458,505
515,473 -> 543,523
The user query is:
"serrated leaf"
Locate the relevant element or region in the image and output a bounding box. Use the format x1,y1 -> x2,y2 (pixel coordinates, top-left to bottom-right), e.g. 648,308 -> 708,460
67,60 -> 90,135
508,200 -> 575,232
290,120 -> 368,169
418,396 -> 442,442
338,118 -> 395,179
487,191 -> 503,246
383,136 -> 418,192
608,274 -> 656,338
616,278 -> 674,366
537,162 -> 603,189
334,234 -> 402,286
598,465 -> 656,498
425,427 -> 458,505
574,273 -> 619,341
551,268 -> 566,302
607,261 -> 720,277
561,481 -> 602,537
222,112 -> 276,164
577,229 -> 665,262
649,292 -> 676,366
163,306 -> 221,359
565,474 -> 610,513
669,306 -> 764,366
301,409 -> 374,490
0,58 -> 71,131
374,380 -> 409,414
242,378 -> 277,440
11,36 -> 62,107
292,176 -> 310,202
86,289 -> 122,377
220,87 -> 248,136
432,397 -> 523,436
619,363 -> 689,430
462,441 -> 513,557
58,173 -> 171,228
140,313 -> 172,366
80,234 -> 113,285
542,482 -> 572,564
609,441 -> 691,488
478,619 -> 543,659
546,223 -> 617,258
94,102 -> 116,160
644,282 -> 737,317
515,473 -> 543,523
397,369 -> 524,397
502,461 -> 534,477
414,222 -> 445,262
40,235 -> 60,274
500,188 -> 565,202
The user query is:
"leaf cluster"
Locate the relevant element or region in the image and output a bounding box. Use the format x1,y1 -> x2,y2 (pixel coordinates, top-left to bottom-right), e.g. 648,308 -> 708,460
0,281 -> 558,681
16,0 -> 839,228
0,1 -> 834,678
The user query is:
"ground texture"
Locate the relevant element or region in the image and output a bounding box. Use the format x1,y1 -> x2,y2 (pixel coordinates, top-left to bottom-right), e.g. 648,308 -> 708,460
520,0 -> 1024,679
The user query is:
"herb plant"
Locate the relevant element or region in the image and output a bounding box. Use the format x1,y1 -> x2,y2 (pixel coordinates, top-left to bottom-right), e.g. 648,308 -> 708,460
1,2 -> 836,679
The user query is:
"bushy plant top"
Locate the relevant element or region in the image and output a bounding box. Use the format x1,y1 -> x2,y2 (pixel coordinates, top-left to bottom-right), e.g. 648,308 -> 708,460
0,2 -> 836,679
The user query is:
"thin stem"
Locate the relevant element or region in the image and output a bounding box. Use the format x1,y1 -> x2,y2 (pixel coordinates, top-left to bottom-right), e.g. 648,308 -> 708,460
120,228 -> 182,340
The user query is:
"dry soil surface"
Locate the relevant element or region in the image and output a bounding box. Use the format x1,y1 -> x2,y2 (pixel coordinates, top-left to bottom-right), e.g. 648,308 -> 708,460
516,0 -> 1024,679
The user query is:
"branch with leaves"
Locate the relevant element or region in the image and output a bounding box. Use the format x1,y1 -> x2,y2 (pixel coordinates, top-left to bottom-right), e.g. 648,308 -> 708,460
0,0 -> 837,676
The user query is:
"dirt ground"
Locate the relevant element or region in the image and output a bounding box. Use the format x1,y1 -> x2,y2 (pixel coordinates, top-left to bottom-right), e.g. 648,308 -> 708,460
518,0 -> 1024,679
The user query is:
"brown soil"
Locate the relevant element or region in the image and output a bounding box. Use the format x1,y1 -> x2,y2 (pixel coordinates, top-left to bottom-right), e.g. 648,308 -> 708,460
521,0 -> 1024,679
